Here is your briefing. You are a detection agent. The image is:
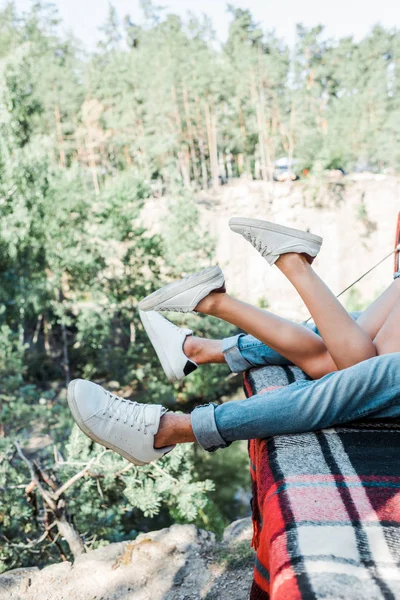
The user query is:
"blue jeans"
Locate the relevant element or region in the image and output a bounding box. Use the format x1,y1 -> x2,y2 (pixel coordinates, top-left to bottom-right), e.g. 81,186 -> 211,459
190,315 -> 400,451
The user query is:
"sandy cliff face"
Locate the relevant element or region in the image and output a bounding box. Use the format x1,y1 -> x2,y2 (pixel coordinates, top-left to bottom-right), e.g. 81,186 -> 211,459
144,176 -> 400,320
199,176 -> 400,320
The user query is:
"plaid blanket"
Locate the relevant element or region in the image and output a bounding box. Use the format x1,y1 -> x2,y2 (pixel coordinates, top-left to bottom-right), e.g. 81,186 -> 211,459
244,365 -> 400,600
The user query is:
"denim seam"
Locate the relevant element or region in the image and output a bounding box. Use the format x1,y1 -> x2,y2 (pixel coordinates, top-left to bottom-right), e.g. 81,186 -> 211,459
239,342 -> 266,351
333,386 -> 400,425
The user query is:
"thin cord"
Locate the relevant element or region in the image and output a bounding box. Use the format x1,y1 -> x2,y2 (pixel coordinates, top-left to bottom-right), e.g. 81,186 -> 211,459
303,248 -> 398,324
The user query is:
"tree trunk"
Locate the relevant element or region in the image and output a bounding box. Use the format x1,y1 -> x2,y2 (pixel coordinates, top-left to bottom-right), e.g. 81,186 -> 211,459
183,86 -> 200,185
172,86 -> 192,187
226,152 -> 233,179
218,152 -> 226,180
288,100 -> 296,169
59,288 -> 71,387
237,100 -> 249,176
43,315 -> 51,355
250,70 -> 267,181
54,104 -> 66,168
85,136 -> 100,195
178,150 -> 191,188
237,153 -> 244,175
194,96 -> 208,189
205,100 -> 219,189
61,322 -> 70,387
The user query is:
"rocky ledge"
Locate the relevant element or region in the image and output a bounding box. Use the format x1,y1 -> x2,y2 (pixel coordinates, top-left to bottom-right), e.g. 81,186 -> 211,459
1,518 -> 254,600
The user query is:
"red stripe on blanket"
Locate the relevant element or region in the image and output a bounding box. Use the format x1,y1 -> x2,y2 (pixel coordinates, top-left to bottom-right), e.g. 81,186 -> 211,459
250,437 -> 302,599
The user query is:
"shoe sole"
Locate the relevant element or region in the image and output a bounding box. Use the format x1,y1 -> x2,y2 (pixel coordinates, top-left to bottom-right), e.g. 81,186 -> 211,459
67,379 -> 147,466
229,217 -> 323,246
138,265 -> 224,312
139,311 -> 178,383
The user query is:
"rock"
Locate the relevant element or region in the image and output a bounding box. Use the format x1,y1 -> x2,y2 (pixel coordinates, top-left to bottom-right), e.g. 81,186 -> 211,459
223,517 -> 253,544
0,567 -> 39,599
0,519 -> 255,600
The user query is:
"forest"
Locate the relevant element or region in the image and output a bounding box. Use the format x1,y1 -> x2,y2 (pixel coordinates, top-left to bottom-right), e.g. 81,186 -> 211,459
1,0 -> 400,572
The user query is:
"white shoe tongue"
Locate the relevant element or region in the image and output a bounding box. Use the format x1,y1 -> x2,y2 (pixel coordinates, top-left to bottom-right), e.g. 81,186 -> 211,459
144,404 -> 162,433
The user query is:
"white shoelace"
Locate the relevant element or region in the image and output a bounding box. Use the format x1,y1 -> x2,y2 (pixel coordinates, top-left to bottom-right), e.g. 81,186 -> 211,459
243,230 -> 272,260
102,391 -> 149,434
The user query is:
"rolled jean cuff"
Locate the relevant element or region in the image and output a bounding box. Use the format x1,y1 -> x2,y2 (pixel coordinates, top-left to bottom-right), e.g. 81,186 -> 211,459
222,334 -> 253,373
191,403 -> 230,452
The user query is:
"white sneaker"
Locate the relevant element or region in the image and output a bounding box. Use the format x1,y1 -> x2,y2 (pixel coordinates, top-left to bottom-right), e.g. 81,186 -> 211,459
229,217 -> 323,265
138,265 -> 225,313
139,310 -> 197,383
67,379 -> 175,465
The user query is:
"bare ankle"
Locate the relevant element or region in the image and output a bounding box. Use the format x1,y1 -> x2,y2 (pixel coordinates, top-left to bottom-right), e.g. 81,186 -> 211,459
154,413 -> 194,448
184,336 -> 224,365
276,252 -> 309,274
184,335 -> 202,361
154,413 -> 174,448
195,291 -> 226,315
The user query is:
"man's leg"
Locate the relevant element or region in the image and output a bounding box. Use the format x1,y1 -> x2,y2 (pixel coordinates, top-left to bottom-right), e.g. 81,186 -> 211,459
154,353 -> 400,450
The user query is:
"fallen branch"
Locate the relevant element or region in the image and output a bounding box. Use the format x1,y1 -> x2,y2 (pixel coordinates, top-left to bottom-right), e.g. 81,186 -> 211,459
14,442 -> 56,511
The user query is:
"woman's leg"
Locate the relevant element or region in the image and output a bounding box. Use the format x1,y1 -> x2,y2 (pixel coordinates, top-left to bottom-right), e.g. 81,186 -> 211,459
373,300 -> 400,355
196,254 -> 368,379
195,293 -> 336,379
186,278 -> 400,378
274,253 -> 377,370
195,254 -> 376,376
356,279 -> 400,339
276,257 -> 400,366
187,277 -> 400,369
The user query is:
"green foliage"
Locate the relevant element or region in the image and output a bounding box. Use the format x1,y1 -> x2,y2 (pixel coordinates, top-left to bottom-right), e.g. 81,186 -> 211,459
344,288 -> 376,314
214,540 -> 255,570
0,325 -> 26,391
0,422 -> 215,572
163,191 -> 215,273
0,4 -> 248,573
4,0 -> 398,574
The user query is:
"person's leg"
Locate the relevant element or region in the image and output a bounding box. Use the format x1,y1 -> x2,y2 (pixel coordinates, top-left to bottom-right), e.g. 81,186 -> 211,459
195,293 -> 337,379
184,317 -> 331,372
193,275 -> 400,377
184,333 -> 295,373
185,317 -> 363,373
356,279 -> 400,340
186,282 -> 399,374
374,301 -> 400,355
185,279 -> 400,378
154,353 -> 400,449
274,253 -> 377,370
